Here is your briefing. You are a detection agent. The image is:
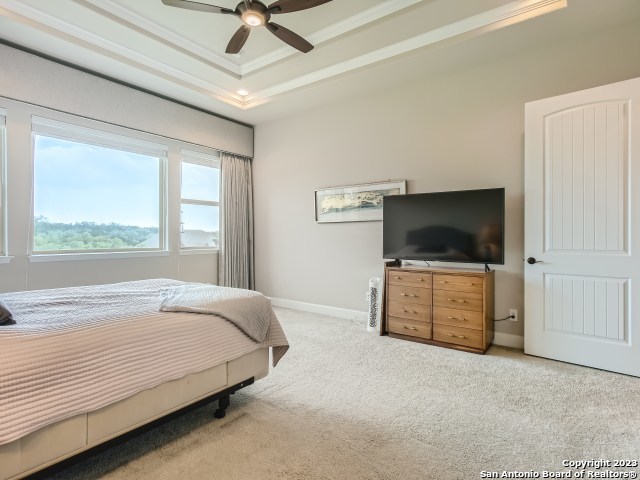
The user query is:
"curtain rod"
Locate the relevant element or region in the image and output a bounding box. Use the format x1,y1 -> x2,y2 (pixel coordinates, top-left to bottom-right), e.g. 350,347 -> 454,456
0,94 -> 251,160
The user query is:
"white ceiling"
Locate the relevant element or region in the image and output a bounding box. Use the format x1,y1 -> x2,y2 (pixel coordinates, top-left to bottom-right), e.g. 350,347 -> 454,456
0,0 -> 639,125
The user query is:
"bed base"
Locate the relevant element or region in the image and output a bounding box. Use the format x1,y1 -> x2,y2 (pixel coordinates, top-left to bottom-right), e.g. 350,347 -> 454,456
25,378 -> 255,480
1,348 -> 270,480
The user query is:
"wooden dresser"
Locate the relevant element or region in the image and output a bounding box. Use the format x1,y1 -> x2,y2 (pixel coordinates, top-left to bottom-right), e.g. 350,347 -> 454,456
383,263 -> 494,354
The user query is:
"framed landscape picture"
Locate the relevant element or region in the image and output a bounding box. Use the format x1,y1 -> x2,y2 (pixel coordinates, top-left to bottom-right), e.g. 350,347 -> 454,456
314,180 -> 406,223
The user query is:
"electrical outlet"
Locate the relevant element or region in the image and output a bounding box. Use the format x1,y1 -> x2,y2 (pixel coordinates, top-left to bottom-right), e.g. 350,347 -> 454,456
509,308 -> 518,322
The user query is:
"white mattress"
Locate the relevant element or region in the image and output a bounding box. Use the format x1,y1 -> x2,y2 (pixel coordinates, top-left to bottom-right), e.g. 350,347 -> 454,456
0,279 -> 288,446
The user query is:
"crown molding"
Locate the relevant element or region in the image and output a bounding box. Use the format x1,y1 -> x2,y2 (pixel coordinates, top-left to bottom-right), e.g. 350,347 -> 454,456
244,0 -> 567,107
78,0 -> 424,77
0,0 -> 567,111
0,0 -> 245,106
79,0 -> 243,77
240,0 -> 424,75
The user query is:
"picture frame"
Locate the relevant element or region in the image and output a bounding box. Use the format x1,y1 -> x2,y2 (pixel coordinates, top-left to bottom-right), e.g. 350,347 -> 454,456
314,180 -> 407,223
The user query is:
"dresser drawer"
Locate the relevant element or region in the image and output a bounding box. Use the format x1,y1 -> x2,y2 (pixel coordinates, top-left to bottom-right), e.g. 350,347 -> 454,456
433,307 -> 483,330
433,324 -> 483,349
388,317 -> 432,340
383,265 -> 494,353
433,274 -> 483,293
387,285 -> 431,306
387,270 -> 432,288
387,301 -> 431,322
433,289 -> 483,312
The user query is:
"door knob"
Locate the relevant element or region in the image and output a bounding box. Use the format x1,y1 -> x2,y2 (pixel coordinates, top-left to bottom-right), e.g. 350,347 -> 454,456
526,257 -> 543,264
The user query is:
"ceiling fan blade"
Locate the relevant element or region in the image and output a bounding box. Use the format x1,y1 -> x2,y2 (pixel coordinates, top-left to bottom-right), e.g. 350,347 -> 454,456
226,25 -> 251,54
266,22 -> 313,53
267,0 -> 332,14
161,0 -> 236,15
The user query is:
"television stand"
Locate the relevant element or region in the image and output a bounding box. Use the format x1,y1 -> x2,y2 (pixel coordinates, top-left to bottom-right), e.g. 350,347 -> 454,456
382,261 -> 495,354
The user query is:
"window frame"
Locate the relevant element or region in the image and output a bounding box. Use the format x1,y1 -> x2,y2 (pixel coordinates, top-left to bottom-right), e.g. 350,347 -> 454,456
30,116 -> 168,256
0,108 -> 6,257
179,148 -> 221,252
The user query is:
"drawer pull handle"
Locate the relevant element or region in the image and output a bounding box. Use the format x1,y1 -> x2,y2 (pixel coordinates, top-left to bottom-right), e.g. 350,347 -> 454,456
395,276 -> 401,279
403,326 -> 418,331
439,281 -> 475,286
447,316 -> 466,321
400,293 -> 407,296
447,299 -> 468,303
447,333 -> 466,339
402,309 -> 417,314
400,293 -> 417,297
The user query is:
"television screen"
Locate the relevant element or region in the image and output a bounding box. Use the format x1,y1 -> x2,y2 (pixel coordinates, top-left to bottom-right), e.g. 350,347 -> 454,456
383,188 -> 505,264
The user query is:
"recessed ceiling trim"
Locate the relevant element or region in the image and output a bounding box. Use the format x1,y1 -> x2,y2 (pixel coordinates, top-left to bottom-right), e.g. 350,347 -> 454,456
240,0 -> 424,75
0,0 -> 567,111
244,0 -> 567,107
0,0 -> 244,106
79,0 -> 242,76
77,0 -> 424,78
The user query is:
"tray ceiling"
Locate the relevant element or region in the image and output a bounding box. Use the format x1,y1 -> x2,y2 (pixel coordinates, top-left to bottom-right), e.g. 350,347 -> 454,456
0,0 -> 639,124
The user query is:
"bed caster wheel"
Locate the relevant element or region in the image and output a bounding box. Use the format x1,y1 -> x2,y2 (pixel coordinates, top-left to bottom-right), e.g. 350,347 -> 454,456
214,395 -> 230,419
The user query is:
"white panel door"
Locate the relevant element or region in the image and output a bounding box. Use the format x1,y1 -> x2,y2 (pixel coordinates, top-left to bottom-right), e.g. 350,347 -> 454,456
524,77 -> 640,377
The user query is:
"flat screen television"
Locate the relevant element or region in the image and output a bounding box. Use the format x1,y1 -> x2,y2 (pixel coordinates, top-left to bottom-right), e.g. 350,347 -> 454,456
383,188 -> 505,265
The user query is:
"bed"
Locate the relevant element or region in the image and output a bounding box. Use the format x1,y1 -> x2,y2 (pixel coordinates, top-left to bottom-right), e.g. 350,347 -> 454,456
0,279 -> 289,480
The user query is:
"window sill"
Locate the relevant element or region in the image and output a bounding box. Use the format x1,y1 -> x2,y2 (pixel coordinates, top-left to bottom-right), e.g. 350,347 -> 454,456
29,251 -> 171,263
179,249 -> 219,256
0,256 -> 13,264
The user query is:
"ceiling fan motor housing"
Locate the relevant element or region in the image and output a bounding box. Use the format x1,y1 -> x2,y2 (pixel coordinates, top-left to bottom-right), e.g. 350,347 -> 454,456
161,0 -> 331,53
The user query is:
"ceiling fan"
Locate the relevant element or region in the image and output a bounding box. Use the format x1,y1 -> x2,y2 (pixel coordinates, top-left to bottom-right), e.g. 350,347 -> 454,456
161,0 -> 332,54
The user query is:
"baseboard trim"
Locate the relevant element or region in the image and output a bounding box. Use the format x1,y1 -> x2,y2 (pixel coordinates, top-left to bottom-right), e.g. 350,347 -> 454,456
493,332 -> 524,349
270,297 -> 524,349
270,298 -> 367,323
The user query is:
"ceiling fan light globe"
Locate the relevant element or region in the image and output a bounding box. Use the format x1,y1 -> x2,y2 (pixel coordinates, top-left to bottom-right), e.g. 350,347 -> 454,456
242,12 -> 265,26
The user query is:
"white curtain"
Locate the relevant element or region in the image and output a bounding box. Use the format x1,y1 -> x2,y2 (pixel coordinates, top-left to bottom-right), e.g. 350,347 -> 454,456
218,152 -> 254,290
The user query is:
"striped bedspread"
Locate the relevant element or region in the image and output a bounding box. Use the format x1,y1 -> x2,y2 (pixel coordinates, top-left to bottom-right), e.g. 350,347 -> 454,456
0,279 -> 289,446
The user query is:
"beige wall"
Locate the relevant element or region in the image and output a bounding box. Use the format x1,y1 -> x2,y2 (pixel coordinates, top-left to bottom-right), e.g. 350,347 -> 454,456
0,44 -> 249,293
253,20 -> 640,341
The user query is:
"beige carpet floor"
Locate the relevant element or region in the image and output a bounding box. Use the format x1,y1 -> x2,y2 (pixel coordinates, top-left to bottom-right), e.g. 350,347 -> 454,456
49,308 -> 640,480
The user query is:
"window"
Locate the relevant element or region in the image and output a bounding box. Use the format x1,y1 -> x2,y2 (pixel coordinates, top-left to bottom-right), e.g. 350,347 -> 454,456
32,117 -> 167,254
180,149 -> 220,250
0,108 -> 5,256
